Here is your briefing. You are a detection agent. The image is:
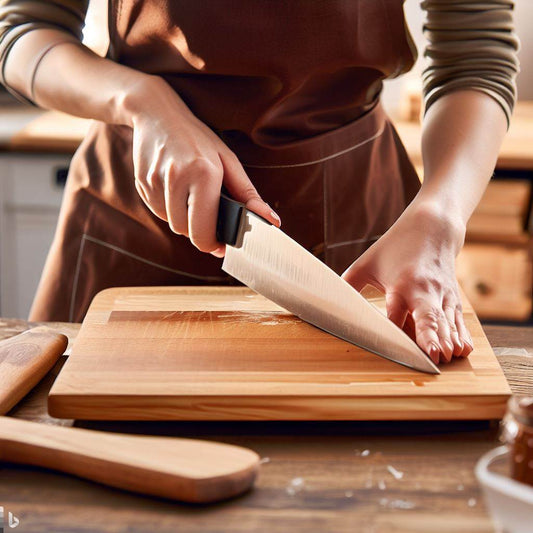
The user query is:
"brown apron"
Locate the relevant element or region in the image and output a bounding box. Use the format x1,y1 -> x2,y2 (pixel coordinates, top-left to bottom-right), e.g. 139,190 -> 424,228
30,0 -> 421,322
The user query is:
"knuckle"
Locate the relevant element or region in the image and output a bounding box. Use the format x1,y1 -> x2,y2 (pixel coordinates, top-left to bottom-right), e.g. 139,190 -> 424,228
188,157 -> 221,178
165,160 -> 178,176
414,306 -> 443,331
386,290 -> 407,307
224,150 -> 241,165
398,272 -> 441,295
240,184 -> 261,202
423,309 -> 441,323
418,275 -> 442,293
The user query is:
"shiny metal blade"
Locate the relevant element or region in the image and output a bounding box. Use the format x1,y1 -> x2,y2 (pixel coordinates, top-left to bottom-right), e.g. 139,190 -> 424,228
222,211 -> 440,374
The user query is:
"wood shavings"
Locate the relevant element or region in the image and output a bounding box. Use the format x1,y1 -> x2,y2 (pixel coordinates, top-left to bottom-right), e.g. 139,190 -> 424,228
386,465 -> 404,480
286,477 -> 305,496
380,498 -> 416,510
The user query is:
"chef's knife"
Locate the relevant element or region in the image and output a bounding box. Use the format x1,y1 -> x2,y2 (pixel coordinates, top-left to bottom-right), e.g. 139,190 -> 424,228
216,194 -> 440,374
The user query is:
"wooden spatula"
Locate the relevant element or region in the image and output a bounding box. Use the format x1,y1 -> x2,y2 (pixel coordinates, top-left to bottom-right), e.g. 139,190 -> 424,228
0,327 -> 260,503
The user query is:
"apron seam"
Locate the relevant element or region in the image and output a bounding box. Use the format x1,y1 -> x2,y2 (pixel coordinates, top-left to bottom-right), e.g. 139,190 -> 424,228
242,124 -> 386,169
82,233 -> 228,282
323,159 -> 329,258
69,233 -> 87,322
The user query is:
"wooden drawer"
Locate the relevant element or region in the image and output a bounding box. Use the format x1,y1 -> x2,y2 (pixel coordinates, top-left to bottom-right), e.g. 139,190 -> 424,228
466,180 -> 531,245
456,243 -> 532,321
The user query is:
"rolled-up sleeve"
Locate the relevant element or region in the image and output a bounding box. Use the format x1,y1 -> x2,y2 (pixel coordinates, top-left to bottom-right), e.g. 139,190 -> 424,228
0,0 -> 88,102
421,0 -> 519,126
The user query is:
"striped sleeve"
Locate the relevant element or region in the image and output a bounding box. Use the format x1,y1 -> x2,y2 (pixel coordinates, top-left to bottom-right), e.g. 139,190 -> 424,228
0,0 -> 88,103
421,0 -> 519,126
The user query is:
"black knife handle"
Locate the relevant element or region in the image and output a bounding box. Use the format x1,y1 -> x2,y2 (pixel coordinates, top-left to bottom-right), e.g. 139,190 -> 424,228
216,194 -> 245,246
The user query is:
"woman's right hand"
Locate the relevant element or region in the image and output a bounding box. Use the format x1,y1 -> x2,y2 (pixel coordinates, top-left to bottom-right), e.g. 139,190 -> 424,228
127,77 -> 280,257
3,27 -> 278,258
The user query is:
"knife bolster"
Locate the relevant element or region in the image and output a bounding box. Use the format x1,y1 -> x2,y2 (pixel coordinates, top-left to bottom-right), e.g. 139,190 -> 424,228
217,195 -> 245,246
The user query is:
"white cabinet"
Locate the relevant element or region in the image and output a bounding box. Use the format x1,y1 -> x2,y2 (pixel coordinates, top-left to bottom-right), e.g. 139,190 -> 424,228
0,154 -> 70,318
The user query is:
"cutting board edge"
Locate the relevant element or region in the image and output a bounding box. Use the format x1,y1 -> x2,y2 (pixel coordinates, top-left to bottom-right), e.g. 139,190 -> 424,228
48,392 -> 511,421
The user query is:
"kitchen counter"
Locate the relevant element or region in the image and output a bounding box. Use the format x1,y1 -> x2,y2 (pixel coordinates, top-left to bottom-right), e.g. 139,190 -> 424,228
0,319 -> 531,533
0,107 -> 90,154
1,102 -> 533,171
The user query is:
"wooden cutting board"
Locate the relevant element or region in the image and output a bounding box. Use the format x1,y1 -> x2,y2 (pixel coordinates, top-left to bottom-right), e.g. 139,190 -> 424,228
48,286 -> 511,421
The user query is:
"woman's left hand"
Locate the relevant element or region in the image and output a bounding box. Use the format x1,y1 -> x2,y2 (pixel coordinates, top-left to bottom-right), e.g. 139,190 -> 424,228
341,199 -> 473,365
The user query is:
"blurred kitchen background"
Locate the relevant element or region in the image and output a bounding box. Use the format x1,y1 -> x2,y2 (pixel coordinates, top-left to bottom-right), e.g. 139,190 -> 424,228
0,0 -> 532,323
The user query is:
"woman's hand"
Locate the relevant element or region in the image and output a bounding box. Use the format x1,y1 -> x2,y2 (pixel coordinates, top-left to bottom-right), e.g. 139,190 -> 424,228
4,33 -> 279,252
341,199 -> 473,365
128,77 -> 280,257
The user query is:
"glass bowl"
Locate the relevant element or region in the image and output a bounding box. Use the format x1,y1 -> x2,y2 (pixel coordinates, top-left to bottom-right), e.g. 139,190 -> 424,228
475,446 -> 533,533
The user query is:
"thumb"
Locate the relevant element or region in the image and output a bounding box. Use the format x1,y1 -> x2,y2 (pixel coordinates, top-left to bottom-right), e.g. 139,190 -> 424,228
341,258 -> 374,292
220,152 -> 281,227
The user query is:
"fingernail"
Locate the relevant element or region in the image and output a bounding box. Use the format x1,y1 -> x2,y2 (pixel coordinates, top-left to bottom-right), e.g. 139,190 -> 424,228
445,340 -> 454,353
428,343 -> 440,363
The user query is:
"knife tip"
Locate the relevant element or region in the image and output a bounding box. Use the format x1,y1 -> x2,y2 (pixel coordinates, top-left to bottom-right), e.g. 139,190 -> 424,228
423,361 -> 441,375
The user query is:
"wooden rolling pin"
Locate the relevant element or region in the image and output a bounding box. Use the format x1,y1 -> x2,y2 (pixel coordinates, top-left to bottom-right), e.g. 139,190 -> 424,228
0,327 -> 259,503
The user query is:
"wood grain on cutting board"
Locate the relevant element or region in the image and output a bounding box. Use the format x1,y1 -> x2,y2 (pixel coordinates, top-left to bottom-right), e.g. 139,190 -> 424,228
48,287 -> 510,421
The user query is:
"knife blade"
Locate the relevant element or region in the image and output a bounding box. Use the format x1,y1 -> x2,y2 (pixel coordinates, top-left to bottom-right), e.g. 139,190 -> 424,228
216,194 -> 440,374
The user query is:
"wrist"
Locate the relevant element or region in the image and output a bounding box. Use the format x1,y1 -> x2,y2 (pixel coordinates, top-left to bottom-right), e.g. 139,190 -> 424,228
112,75 -> 174,127
408,194 -> 467,255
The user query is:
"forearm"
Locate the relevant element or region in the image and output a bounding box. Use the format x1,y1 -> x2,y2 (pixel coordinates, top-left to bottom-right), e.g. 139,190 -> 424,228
4,28 -> 162,127
4,28 -> 279,253
417,90 -> 508,241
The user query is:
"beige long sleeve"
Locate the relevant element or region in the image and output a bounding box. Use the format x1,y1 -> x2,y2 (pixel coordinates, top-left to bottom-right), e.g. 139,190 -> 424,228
0,0 -> 520,124
421,0 -> 519,126
0,0 -> 87,103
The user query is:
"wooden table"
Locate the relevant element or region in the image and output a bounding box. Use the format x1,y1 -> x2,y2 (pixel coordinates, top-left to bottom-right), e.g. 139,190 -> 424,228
1,320 -> 532,533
